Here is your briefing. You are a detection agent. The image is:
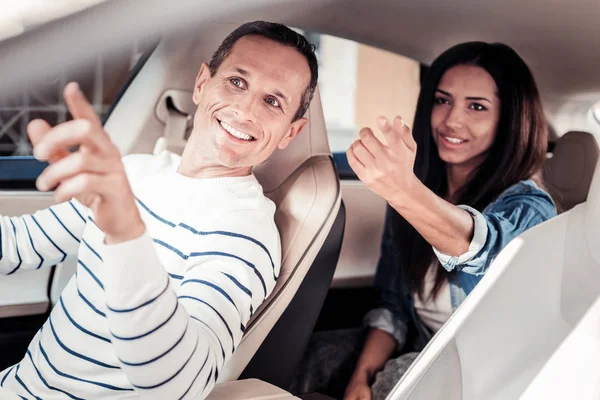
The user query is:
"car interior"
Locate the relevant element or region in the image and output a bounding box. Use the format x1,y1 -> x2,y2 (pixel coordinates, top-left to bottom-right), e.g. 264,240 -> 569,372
0,0 -> 599,399
389,150 -> 600,400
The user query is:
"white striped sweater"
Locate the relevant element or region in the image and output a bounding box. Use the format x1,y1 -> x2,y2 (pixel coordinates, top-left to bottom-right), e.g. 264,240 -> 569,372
0,151 -> 280,399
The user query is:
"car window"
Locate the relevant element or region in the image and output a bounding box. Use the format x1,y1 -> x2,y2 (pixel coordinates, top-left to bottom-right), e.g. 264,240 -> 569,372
305,32 -> 421,154
0,40 -> 152,189
0,43 -> 150,159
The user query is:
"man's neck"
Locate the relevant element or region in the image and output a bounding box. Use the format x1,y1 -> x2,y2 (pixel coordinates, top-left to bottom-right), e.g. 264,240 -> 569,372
177,149 -> 252,179
177,162 -> 252,179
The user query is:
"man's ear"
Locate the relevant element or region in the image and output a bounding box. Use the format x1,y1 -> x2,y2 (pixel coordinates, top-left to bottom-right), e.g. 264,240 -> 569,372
192,63 -> 211,105
278,117 -> 308,150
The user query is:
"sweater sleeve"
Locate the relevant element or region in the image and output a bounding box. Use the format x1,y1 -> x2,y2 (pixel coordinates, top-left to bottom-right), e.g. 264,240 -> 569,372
0,199 -> 89,275
102,210 -> 280,400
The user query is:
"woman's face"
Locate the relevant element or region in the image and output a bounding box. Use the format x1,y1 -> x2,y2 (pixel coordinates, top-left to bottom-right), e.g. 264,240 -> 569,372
431,65 -> 501,170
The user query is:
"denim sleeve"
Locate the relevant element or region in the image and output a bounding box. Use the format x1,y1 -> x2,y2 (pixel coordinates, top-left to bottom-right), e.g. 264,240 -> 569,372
433,188 -> 557,276
363,207 -> 410,347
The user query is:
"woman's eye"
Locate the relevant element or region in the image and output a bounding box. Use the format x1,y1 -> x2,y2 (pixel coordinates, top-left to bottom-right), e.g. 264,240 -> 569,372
470,103 -> 487,111
434,97 -> 449,105
265,97 -> 280,108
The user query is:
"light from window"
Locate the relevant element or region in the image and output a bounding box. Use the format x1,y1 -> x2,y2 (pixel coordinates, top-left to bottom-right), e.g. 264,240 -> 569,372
305,33 -> 421,153
593,101 -> 600,124
0,42 -> 148,157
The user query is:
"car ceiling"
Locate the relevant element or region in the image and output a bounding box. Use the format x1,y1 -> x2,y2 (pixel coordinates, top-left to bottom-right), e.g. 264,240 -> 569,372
0,0 -> 598,132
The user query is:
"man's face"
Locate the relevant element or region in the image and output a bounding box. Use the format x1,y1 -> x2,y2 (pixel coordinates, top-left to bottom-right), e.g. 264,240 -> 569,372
189,35 -> 310,170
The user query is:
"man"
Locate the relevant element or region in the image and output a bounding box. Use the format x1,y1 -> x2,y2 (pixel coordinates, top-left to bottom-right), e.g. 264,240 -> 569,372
0,21 -> 318,399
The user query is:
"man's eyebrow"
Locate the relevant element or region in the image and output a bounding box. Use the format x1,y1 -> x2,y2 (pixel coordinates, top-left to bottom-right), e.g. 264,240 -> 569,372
234,67 -> 249,77
272,90 -> 290,106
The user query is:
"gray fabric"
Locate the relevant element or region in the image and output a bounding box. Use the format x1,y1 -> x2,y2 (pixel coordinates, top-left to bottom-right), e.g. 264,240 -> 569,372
290,328 -> 366,398
290,328 -> 419,400
371,352 -> 419,400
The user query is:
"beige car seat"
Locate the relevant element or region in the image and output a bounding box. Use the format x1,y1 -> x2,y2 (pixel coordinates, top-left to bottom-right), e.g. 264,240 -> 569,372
103,27 -> 345,389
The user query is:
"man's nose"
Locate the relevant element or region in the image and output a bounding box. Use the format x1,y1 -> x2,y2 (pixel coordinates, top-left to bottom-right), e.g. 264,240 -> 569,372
232,94 -> 259,124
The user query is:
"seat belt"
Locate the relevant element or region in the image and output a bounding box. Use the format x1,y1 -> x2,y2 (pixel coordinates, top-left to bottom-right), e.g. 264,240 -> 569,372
153,106 -> 190,155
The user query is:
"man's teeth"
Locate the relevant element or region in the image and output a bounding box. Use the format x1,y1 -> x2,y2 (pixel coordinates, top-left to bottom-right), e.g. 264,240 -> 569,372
220,121 -> 253,141
443,135 -> 465,144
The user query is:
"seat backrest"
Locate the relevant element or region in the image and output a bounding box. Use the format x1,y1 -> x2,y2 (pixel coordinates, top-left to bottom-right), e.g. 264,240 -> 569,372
544,130 -> 599,211
224,87 -> 344,385
388,159 -> 600,399
104,26 -> 344,386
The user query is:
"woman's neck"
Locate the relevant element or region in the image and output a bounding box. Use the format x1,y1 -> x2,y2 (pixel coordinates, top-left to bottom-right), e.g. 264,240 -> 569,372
446,163 -> 475,201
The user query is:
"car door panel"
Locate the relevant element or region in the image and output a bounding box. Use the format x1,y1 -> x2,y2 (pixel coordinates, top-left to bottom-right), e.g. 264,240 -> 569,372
332,180 -> 386,288
0,192 -> 57,318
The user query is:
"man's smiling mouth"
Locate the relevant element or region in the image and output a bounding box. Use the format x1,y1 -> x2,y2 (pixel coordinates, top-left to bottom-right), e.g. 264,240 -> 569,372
218,119 -> 256,142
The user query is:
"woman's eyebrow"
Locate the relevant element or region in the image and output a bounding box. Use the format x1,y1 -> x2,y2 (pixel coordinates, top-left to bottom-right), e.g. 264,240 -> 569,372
466,96 -> 492,104
437,88 -> 492,104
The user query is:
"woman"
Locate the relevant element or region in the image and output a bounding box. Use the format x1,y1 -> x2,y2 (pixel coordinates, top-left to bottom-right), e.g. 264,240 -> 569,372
291,42 -> 557,400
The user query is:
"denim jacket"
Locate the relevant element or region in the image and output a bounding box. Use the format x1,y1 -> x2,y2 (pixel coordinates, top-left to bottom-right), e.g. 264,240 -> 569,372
363,180 -> 557,351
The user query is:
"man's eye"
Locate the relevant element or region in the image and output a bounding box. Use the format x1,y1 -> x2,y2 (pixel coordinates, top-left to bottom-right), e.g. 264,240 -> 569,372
265,97 -> 280,107
230,78 -> 244,88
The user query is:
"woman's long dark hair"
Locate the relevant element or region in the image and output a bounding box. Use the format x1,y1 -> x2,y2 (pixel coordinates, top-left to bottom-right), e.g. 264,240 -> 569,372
394,42 -> 548,300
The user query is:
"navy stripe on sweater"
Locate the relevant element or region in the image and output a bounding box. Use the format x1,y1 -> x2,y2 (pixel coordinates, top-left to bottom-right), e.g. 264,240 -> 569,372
26,350 -> 85,400
7,220 -> 22,275
59,297 -> 111,343
133,336 -> 200,390
110,303 -> 179,341
23,219 -> 44,269
119,320 -> 189,367
38,342 -> 133,391
153,240 -> 268,298
136,198 -> 276,279
48,317 -> 119,369
180,296 -> 235,353
31,215 -> 67,262
49,208 -> 80,243
177,348 -> 210,400
107,278 -> 169,313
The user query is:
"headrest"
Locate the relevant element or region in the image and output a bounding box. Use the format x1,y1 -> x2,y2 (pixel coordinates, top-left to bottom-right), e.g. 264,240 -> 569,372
252,86 -> 330,192
544,131 -> 600,211
584,158 -> 600,261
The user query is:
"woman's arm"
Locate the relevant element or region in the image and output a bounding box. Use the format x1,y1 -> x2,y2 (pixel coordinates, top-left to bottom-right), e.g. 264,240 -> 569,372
347,116 -> 475,257
345,329 -> 397,400
388,181 -> 474,256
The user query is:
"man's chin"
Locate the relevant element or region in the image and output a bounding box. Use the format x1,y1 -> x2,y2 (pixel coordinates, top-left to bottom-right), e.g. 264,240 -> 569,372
216,152 -> 250,169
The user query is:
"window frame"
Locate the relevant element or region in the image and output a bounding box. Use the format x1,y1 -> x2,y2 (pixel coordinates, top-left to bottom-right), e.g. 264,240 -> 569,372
593,101 -> 600,125
0,44 -> 157,190
332,63 -> 428,181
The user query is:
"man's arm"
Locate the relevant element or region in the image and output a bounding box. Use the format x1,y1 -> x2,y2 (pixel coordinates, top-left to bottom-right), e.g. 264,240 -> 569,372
0,199 -> 88,275
28,82 -> 279,398
102,211 -> 278,399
